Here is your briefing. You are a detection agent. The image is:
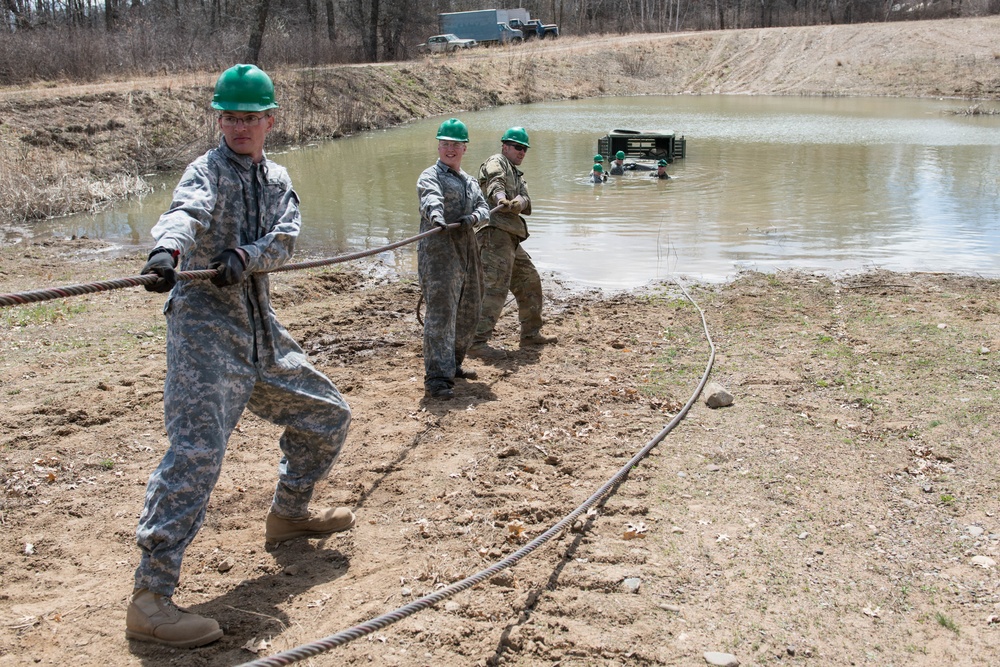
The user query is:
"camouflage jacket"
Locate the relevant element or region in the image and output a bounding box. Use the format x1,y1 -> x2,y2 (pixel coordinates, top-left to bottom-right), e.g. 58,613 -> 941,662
416,159 -> 489,231
477,153 -> 530,240
149,139 -> 303,365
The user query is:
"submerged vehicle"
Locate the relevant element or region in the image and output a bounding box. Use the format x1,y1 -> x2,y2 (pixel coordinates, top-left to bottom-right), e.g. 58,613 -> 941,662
597,129 -> 687,164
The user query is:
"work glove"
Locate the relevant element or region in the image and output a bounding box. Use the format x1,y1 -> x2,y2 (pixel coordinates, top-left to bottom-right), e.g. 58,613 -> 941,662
458,214 -> 477,226
499,197 -> 524,215
141,248 -> 177,293
209,249 -> 246,287
512,195 -> 528,213
431,214 -> 449,230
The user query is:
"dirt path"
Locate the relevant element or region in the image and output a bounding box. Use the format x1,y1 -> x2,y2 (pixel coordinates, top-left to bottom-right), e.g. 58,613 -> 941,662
2,17 -> 1000,667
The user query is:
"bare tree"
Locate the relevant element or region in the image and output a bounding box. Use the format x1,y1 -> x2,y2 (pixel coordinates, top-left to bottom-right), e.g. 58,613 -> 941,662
246,0 -> 271,64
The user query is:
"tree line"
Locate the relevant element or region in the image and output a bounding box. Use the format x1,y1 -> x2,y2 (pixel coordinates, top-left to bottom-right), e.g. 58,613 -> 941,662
1,0 -> 997,85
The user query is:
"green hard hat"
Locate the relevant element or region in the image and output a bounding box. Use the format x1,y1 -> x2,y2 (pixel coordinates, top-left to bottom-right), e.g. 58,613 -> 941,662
501,126 -> 530,148
593,163 -> 603,172
657,159 -> 668,167
593,153 -> 604,162
436,118 -> 469,142
211,64 -> 279,112
616,150 -> 625,160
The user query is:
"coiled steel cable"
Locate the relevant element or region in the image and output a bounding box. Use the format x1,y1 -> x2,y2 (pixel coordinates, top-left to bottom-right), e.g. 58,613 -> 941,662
237,277 -> 715,667
0,208 -> 500,309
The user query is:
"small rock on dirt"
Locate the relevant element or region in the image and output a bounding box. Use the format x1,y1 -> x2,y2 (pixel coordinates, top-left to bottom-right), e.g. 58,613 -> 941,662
970,555 -> 996,569
704,651 -> 740,666
704,382 -> 734,408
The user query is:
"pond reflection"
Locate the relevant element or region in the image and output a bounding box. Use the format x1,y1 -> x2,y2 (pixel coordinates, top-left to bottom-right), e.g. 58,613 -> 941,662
39,95 -> 1000,288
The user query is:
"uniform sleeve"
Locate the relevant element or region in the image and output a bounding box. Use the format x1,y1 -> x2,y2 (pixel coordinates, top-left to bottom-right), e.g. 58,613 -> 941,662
241,169 -> 301,273
150,160 -> 218,255
471,180 -> 490,224
516,175 -> 531,215
417,167 -> 446,226
478,156 -> 508,206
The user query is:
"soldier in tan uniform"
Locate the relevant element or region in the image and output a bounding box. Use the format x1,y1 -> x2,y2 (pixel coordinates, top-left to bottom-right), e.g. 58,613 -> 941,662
469,127 -> 557,359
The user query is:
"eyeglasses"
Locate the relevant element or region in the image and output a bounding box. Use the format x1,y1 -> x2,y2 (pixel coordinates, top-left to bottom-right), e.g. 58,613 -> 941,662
505,143 -> 528,152
438,141 -> 466,150
219,114 -> 268,128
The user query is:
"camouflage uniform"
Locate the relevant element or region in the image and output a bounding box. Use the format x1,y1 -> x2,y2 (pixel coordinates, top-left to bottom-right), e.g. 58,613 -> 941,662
475,153 -> 545,343
609,161 -> 626,175
416,160 -> 489,393
134,139 -> 351,597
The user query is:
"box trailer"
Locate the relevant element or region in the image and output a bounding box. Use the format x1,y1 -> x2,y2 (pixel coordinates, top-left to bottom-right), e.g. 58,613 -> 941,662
439,9 -> 526,45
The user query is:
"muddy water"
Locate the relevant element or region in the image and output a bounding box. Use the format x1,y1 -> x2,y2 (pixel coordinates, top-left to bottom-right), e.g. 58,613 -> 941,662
49,96 -> 1000,288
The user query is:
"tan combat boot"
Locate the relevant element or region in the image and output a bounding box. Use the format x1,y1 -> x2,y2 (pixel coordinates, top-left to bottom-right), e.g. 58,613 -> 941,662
467,342 -> 507,360
520,332 -> 558,347
125,589 -> 222,648
265,506 -> 356,544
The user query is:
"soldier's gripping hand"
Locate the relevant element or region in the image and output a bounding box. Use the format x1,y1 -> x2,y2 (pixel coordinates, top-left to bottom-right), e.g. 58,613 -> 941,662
142,248 -> 177,293
209,249 -> 246,287
497,197 -> 522,215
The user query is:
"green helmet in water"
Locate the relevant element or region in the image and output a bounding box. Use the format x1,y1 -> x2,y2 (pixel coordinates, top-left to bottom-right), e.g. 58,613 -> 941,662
501,126 -> 530,148
616,150 -> 625,160
593,163 -> 604,173
436,118 -> 469,142
211,64 -> 279,112
594,153 -> 604,162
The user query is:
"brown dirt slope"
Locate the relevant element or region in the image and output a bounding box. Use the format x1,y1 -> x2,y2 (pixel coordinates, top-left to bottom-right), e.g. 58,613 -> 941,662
1,17 -> 999,228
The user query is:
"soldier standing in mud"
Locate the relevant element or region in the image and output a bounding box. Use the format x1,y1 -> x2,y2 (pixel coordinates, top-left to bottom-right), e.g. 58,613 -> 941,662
128,64 -> 355,649
416,117 -> 490,401
469,127 -> 557,360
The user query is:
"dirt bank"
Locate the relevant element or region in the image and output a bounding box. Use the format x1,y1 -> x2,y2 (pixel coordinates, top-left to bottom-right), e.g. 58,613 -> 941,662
2,17 -> 1000,667
2,16 -> 1000,228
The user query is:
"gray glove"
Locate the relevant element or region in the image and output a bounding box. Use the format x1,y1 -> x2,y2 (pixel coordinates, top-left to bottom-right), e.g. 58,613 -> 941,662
458,214 -> 477,226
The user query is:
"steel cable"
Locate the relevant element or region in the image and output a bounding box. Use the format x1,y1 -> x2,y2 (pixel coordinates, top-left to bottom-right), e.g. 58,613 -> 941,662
237,277 -> 715,667
0,208 -> 501,309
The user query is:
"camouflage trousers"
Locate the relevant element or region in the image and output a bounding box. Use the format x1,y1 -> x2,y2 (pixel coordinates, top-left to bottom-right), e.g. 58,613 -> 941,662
475,226 -> 544,343
418,226 -> 483,390
134,309 -> 351,597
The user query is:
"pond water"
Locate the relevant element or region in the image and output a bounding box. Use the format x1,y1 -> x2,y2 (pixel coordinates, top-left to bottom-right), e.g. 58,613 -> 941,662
42,95 -> 1000,289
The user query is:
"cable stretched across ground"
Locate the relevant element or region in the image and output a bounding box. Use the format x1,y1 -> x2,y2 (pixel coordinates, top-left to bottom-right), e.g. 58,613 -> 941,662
0,212 -> 494,309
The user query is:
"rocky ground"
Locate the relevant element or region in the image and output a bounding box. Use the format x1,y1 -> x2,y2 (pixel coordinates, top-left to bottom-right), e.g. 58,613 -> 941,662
2,15 -> 1000,667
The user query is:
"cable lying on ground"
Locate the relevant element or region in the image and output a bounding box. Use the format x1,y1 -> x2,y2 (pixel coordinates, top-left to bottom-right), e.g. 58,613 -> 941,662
236,277 -> 716,667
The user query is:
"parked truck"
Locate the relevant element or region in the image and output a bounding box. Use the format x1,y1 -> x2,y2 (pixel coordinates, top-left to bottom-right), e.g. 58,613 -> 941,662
507,17 -> 559,39
438,9 -> 525,45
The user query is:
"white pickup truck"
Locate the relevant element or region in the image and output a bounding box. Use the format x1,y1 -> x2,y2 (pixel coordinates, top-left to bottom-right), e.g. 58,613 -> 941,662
418,34 -> 478,54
